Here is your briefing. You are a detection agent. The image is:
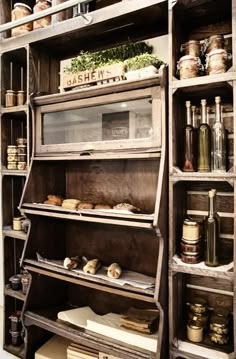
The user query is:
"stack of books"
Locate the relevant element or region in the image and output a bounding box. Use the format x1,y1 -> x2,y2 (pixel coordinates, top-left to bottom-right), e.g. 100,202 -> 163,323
120,307 -> 159,334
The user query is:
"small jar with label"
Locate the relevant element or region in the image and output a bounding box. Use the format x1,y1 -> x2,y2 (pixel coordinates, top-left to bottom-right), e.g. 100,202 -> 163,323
17,145 -> 27,154
177,55 -> 203,80
5,90 -> 16,107
7,154 -> 18,162
9,275 -> 22,291
17,162 -> 27,170
33,0 -> 52,29
205,49 -> 228,75
187,320 -> 203,343
7,162 -> 17,170
16,91 -> 26,106
209,331 -> 229,345
210,316 -> 229,335
11,3 -> 33,37
18,154 -> 26,162
13,217 -> 24,231
182,219 -> 200,241
7,145 -> 17,154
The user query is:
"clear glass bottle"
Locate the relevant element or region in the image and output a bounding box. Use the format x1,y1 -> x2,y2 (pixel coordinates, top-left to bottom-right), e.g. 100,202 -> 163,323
183,101 -> 197,171
211,96 -> 226,172
205,189 -> 219,267
198,99 -> 211,172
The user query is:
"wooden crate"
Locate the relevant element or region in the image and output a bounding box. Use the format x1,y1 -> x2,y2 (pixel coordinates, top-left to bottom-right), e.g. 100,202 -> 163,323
60,63 -> 125,92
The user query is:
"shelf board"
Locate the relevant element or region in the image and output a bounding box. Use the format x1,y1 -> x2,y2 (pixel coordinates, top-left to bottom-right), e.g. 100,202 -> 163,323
0,0 -> 168,55
4,344 -> 25,359
24,308 -> 157,359
1,168 -> 28,176
1,105 -> 28,114
170,71 -> 236,90
24,260 -> 155,302
4,286 -> 26,301
170,262 -> 234,281
170,169 -> 235,183
3,228 -> 27,240
21,203 -> 155,229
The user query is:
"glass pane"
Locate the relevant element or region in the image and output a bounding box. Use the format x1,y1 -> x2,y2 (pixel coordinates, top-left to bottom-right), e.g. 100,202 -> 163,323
42,97 -> 153,145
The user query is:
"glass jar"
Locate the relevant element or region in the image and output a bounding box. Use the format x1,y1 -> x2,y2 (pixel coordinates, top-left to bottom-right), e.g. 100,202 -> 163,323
187,320 -> 203,343
180,239 -> 202,254
180,40 -> 201,57
16,91 -> 26,106
209,331 -> 229,345
182,219 -> 200,241
11,3 -> 33,37
7,162 -> 17,170
33,0 -> 52,30
21,273 -> 30,294
5,90 -> 16,107
189,297 -> 208,315
7,145 -> 17,154
177,55 -> 203,80
17,162 -> 27,170
203,34 -> 225,54
13,217 -> 24,231
9,274 -> 22,291
205,49 -> 228,75
210,316 -> 229,335
188,311 -> 208,329
17,145 -> 27,154
181,253 -> 201,264
7,154 -> 18,162
9,311 -> 22,332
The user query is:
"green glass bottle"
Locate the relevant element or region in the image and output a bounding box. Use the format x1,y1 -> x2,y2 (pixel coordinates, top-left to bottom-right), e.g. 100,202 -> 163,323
205,189 -> 219,267
197,99 -> 211,172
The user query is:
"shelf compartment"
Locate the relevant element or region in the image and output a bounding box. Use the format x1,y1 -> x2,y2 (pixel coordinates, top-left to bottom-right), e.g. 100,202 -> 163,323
0,0 -> 168,55
3,228 -> 27,240
23,272 -> 160,359
21,214 -> 162,300
24,261 -> 155,302
20,158 -> 162,228
169,273 -> 234,357
4,285 -> 26,301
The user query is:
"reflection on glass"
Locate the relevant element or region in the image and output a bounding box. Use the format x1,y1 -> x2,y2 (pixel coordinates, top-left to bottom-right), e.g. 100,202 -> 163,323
42,98 -> 152,145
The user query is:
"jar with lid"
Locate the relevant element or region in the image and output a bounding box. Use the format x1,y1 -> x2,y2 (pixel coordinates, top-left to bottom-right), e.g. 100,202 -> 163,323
189,297 -> 208,315
13,217 -> 24,231
21,273 -> 30,295
17,145 -> 27,154
182,219 -> 200,241
209,331 -> 229,345
187,320 -> 203,343
202,34 -> 225,55
177,55 -> 203,80
33,0 -> 52,30
188,311 -> 208,329
9,274 -> 22,291
16,91 -> 26,106
11,3 -> 33,37
5,90 -> 16,107
9,311 -> 22,332
7,145 -> 17,154
9,330 -> 22,346
180,40 -> 201,58
210,316 -> 229,335
205,49 -> 228,75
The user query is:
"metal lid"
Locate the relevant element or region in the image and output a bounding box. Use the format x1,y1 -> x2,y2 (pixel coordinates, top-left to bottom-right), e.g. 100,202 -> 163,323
14,3 -> 32,12
183,219 -> 198,226
210,316 -> 228,327
214,307 -> 230,318
190,297 -> 208,307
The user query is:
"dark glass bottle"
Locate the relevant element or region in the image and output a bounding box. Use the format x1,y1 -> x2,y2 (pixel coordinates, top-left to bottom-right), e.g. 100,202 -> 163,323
197,99 -> 211,172
211,96 -> 226,172
205,189 -> 219,267
183,101 -> 197,171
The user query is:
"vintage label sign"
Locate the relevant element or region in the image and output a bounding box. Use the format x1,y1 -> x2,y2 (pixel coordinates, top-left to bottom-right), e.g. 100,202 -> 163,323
62,63 -> 124,89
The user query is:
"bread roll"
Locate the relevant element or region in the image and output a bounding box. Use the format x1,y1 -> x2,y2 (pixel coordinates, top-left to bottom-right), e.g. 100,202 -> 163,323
83,259 -> 101,274
47,195 -> 63,206
107,263 -> 122,279
63,199 -> 80,205
44,199 -> 61,206
95,204 -> 112,209
62,199 -> 80,210
78,202 -> 94,209
63,256 -> 80,270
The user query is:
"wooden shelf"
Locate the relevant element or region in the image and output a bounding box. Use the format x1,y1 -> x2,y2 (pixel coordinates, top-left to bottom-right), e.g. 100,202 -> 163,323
1,105 -> 28,114
3,229 -> 27,240
170,262 -> 234,281
24,308 -> 157,359
24,260 -> 155,302
171,344 -> 233,359
33,152 -> 161,161
170,72 -> 236,91
1,168 -> 28,176
21,204 -> 155,229
171,170 -> 235,183
0,0 -> 168,55
4,344 -> 25,359
4,286 -> 26,301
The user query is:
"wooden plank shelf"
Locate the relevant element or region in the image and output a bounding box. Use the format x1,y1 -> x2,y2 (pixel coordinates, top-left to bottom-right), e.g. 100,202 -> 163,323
21,205 -> 155,229
33,152 -> 162,161
3,344 -> 25,359
4,286 -> 26,301
170,263 -> 234,281
0,0 -> 168,55
171,345 -> 233,359
1,168 -> 28,176
171,171 -> 235,183
3,228 -> 27,240
24,260 -> 156,302
1,105 -> 28,114
24,308 -> 157,359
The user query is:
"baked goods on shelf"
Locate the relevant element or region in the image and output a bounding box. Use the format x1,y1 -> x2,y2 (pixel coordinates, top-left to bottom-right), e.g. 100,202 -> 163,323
107,262 -> 122,279
94,204 -> 112,209
62,199 -> 80,210
83,259 -> 101,274
44,194 -> 63,206
113,202 -> 140,213
77,202 -> 94,209
63,256 -> 81,270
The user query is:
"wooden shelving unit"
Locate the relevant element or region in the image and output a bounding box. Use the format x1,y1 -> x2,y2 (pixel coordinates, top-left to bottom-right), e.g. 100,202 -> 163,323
169,0 -> 235,358
0,1 -> 168,358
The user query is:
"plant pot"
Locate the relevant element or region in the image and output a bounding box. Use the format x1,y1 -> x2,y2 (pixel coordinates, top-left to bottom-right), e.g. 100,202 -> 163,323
125,65 -> 158,81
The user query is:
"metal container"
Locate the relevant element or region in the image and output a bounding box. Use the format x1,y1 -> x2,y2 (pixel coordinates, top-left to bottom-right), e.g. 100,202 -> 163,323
33,0 -> 52,29
180,40 -> 201,57
11,3 -> 33,37
205,49 -> 228,75
177,55 -> 202,80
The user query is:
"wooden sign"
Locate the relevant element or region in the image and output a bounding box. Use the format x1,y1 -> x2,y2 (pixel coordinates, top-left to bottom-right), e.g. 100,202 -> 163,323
61,63 -> 125,91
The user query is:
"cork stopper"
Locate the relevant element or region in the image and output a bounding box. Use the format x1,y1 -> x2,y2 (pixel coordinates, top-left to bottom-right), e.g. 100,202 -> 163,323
201,99 -> 207,106
185,100 -> 191,108
215,96 -> 221,104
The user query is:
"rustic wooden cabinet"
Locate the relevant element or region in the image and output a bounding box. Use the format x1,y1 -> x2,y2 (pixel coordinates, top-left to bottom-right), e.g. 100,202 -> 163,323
168,0 -> 235,358
0,1 -> 168,358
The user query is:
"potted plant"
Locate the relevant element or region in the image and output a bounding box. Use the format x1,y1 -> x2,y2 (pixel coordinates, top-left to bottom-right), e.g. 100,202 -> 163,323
124,53 -> 164,81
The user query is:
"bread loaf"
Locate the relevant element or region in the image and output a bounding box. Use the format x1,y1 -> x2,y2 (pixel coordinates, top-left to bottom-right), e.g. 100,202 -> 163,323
77,202 -> 94,209
83,259 -> 101,274
107,263 -> 122,279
